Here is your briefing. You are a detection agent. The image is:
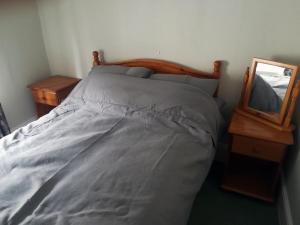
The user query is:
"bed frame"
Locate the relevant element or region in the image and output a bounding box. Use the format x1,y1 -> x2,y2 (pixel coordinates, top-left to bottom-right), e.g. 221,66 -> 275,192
92,50 -> 223,95
93,51 -> 222,79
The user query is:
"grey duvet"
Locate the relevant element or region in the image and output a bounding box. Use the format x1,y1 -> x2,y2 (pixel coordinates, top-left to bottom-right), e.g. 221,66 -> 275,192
0,71 -> 222,225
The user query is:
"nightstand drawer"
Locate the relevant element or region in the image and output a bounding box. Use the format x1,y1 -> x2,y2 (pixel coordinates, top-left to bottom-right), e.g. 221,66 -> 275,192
31,90 -> 59,106
232,135 -> 286,162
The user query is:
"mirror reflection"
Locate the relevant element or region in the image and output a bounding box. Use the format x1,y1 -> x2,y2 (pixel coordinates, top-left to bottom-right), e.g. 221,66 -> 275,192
249,63 -> 292,113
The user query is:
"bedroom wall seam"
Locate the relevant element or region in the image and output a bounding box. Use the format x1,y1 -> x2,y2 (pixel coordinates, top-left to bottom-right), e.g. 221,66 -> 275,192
35,0 -> 52,76
278,172 -> 294,225
34,0 -> 51,75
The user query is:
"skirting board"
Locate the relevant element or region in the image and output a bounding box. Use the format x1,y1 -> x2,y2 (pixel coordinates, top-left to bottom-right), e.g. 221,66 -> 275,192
11,116 -> 37,132
278,171 -> 294,225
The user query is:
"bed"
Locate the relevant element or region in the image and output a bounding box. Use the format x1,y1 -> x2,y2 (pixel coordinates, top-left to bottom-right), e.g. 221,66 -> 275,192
0,51 -> 223,225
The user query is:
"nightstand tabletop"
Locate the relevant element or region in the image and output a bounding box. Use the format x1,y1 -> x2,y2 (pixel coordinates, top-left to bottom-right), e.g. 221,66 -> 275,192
28,75 -> 81,93
229,112 -> 293,145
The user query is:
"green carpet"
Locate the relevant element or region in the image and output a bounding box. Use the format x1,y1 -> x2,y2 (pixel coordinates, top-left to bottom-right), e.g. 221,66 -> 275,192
188,163 -> 279,225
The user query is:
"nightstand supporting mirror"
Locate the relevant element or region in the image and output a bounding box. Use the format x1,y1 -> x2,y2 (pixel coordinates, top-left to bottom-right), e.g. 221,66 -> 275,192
222,112 -> 293,203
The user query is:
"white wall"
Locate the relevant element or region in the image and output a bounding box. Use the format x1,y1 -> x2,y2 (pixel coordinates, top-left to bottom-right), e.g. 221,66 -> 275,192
36,1 -> 300,224
37,0 -> 300,108
0,0 -> 50,129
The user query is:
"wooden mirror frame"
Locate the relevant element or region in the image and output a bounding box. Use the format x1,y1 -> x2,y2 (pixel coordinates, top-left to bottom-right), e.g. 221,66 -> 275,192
239,58 -> 299,130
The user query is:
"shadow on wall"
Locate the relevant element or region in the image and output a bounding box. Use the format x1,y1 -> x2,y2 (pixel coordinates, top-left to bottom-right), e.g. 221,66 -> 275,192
273,55 -> 300,181
218,60 -> 245,122
0,0 -> 29,8
284,96 -> 300,178
218,60 -> 234,119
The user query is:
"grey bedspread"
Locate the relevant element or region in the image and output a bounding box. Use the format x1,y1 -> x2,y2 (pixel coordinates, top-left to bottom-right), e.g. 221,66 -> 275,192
0,72 -> 222,225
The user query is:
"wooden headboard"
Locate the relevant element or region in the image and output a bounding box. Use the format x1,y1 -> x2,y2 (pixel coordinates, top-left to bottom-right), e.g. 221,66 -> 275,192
92,51 -> 222,80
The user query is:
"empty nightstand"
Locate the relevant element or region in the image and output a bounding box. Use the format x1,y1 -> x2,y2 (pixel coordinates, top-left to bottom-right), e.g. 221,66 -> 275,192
28,75 -> 81,117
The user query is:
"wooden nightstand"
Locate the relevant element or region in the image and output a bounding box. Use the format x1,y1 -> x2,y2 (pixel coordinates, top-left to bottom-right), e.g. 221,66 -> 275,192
28,75 -> 81,117
222,111 -> 293,203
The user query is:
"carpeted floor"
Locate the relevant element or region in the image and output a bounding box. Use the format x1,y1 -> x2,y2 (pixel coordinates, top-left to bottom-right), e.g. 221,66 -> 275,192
188,163 -> 279,225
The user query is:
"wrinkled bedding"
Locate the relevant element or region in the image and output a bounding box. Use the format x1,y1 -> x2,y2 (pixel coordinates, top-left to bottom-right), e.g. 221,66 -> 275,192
0,72 -> 222,225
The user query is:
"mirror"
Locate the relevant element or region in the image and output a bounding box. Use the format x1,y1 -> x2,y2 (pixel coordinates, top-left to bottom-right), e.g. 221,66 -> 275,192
242,58 -> 299,126
248,63 -> 292,113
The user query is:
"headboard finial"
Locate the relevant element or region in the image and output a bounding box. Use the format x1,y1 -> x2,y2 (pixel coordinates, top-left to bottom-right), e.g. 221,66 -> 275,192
93,51 -> 101,66
213,60 -> 222,78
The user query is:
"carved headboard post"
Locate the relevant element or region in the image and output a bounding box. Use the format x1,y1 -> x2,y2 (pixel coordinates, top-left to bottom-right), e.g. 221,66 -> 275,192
213,60 -> 222,78
93,51 -> 101,67
212,60 -> 222,97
